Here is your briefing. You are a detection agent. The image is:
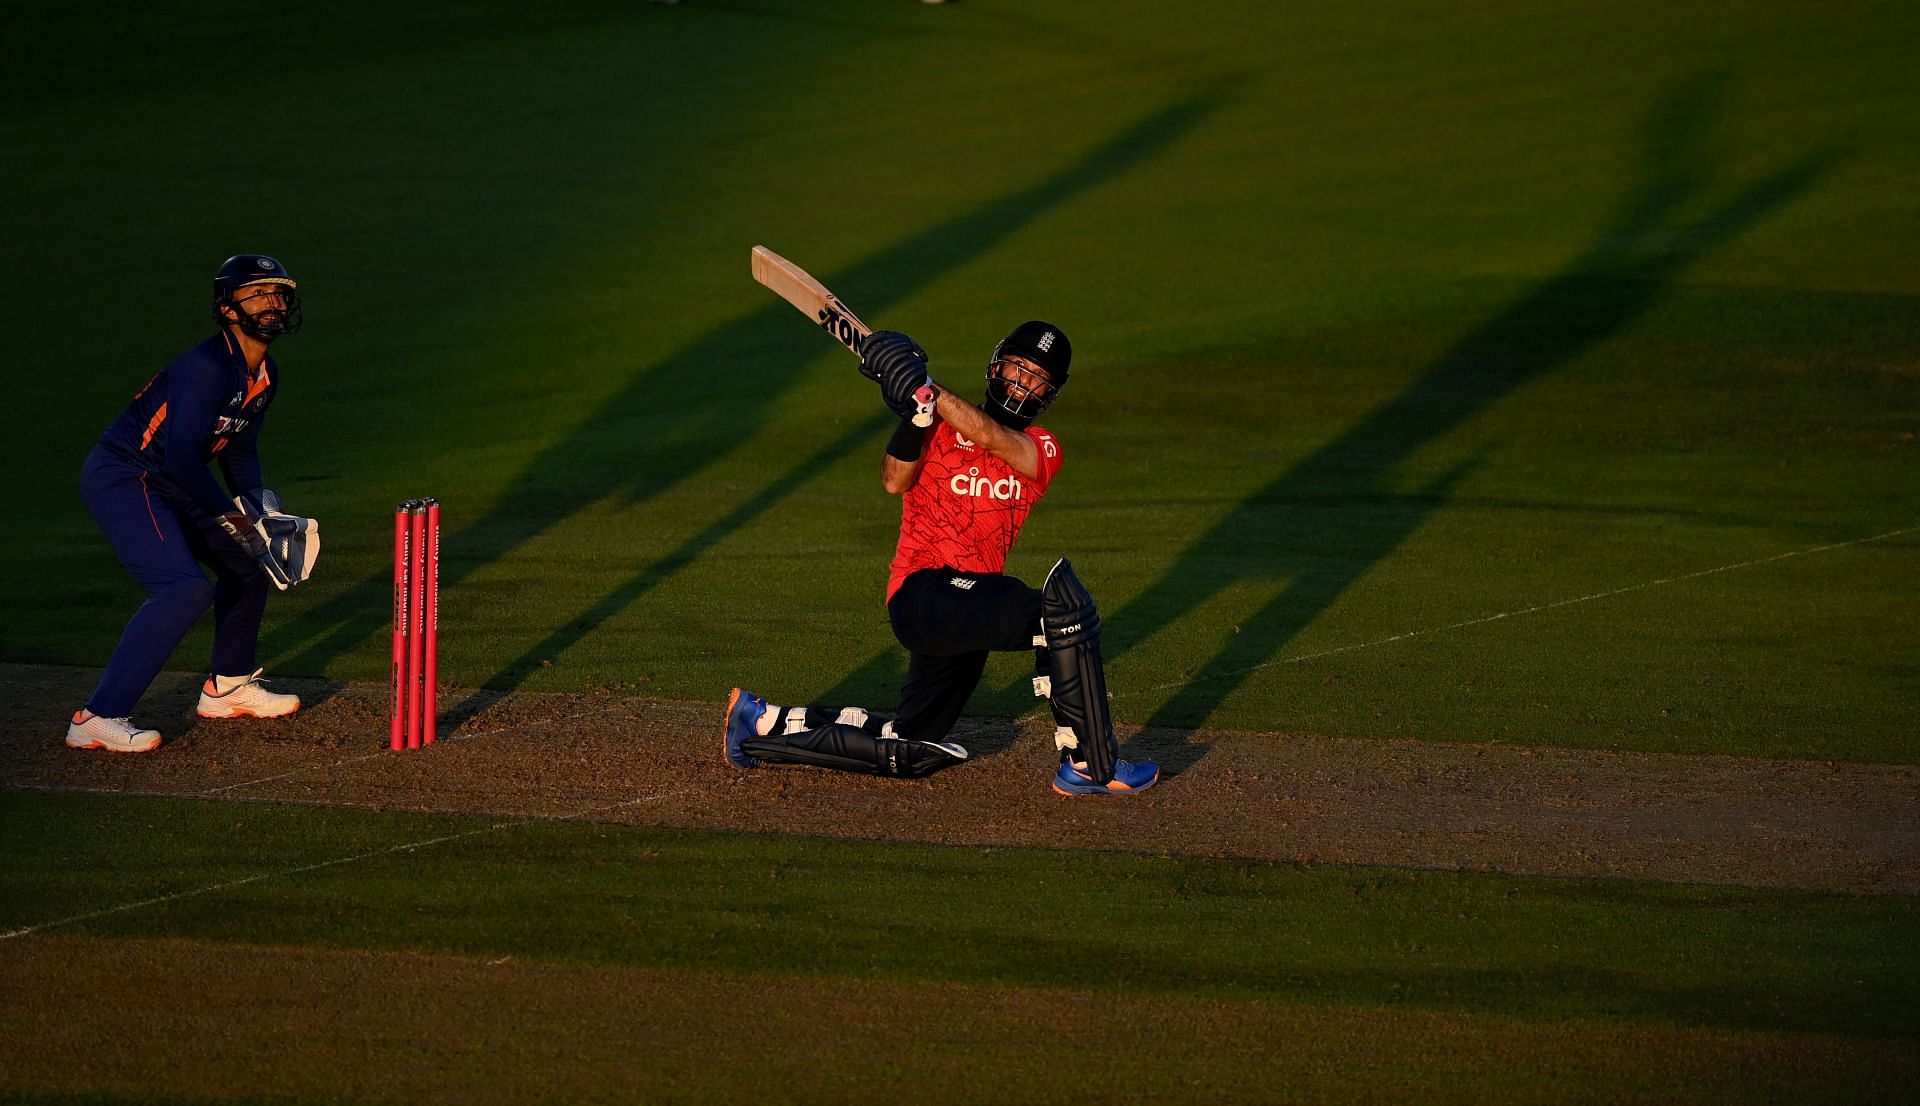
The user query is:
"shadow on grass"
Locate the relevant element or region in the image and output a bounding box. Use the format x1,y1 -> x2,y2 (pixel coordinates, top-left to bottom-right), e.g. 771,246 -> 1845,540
1099,71 -> 1838,775
265,92 -> 1224,712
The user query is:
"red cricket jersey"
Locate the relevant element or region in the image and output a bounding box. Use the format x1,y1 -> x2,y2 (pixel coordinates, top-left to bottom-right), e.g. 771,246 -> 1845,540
886,419 -> 1064,601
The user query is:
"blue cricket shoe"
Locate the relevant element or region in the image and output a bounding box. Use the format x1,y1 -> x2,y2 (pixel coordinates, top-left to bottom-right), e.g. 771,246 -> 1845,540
723,687 -> 766,769
1051,758 -> 1160,796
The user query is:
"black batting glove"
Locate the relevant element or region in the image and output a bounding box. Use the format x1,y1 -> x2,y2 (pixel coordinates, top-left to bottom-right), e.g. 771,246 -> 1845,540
861,330 -> 938,422
860,330 -> 926,384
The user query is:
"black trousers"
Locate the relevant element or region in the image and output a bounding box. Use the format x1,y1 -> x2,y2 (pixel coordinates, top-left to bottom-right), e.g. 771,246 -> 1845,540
740,567 -> 1042,776
886,568 -> 1044,742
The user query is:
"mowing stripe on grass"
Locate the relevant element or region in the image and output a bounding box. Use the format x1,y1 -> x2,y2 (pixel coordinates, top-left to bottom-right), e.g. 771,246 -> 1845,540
6,792 -> 1914,1038
7,936 -> 1915,1106
1126,523 -> 1919,696
0,787 -> 687,941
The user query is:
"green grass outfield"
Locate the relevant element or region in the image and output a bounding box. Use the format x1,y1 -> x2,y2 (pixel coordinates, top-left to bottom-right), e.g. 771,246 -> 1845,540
1,2 -> 1916,1102
9,792 -> 1916,1033
3,792 -> 1917,1103
2,0 -> 1913,760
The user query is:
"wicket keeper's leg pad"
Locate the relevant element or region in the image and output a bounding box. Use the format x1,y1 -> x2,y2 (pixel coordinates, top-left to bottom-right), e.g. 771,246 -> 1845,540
742,723 -> 967,778
1041,557 -> 1119,785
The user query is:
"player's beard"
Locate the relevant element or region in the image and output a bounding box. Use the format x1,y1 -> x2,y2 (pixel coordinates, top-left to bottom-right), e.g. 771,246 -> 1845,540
985,399 -> 1034,430
239,304 -> 300,341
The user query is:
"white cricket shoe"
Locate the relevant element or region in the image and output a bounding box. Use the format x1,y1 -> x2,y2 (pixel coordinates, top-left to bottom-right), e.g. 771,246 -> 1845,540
67,710 -> 161,753
196,669 -> 301,719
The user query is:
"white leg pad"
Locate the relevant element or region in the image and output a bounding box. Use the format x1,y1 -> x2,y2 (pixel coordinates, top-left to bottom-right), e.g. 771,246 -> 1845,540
1054,725 -> 1079,752
1032,676 -> 1052,698
836,706 -> 869,727
783,708 -> 809,736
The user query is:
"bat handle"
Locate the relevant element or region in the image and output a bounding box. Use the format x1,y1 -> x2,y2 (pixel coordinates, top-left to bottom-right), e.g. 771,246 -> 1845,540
911,381 -> 939,428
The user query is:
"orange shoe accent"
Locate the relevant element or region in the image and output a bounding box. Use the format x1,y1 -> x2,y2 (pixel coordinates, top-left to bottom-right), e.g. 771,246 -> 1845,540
72,709 -> 91,724
196,704 -> 300,720
1051,766 -> 1160,797
722,687 -> 742,763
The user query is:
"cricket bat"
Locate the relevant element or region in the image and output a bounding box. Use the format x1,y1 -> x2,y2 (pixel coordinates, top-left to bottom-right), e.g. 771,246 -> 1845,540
751,245 -> 937,427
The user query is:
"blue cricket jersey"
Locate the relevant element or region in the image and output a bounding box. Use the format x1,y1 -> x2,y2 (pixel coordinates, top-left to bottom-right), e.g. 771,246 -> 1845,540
97,330 -> 278,517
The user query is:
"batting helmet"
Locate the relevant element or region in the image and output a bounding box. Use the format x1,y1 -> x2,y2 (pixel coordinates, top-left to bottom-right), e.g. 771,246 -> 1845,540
212,254 -> 302,339
985,320 -> 1071,426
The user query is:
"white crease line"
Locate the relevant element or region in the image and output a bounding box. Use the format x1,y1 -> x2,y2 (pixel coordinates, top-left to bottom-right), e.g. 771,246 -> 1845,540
1126,524 -> 1919,696
1,788 -> 688,942
200,708 -> 605,796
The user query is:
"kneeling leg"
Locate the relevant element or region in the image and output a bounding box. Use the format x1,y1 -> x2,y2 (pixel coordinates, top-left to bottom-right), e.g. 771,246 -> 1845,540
743,703 -> 968,778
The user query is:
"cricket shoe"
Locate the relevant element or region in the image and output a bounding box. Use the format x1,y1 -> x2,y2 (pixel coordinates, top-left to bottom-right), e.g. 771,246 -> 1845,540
1051,758 -> 1159,797
724,687 -> 767,769
67,710 -> 161,753
196,669 -> 300,719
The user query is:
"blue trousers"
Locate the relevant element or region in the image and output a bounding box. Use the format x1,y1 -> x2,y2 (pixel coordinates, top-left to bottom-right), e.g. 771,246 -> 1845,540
81,448 -> 268,717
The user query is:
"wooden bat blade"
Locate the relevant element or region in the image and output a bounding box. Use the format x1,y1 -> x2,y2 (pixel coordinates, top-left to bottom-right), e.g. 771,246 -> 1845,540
750,245 -> 871,355
749,245 -> 937,427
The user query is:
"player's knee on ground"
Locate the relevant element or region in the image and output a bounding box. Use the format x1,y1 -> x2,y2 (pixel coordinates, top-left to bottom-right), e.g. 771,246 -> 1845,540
742,720 -> 967,778
766,704 -> 888,737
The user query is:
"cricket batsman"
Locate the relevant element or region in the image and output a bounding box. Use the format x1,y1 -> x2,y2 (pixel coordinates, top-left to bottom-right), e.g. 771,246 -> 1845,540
724,321 -> 1158,796
66,255 -> 320,753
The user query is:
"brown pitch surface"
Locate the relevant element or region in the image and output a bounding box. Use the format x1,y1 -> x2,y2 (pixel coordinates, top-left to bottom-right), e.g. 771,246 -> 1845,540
5,662 -> 1915,894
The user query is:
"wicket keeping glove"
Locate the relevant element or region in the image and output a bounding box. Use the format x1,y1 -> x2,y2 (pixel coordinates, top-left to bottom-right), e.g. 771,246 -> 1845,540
222,491 -> 322,590
217,506 -> 295,590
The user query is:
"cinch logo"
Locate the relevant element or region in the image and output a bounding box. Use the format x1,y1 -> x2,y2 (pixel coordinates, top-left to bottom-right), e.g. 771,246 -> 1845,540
948,466 -> 1023,501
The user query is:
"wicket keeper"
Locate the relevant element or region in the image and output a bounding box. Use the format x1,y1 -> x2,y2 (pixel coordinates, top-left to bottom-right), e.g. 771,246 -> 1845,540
67,255 -> 320,753
725,322 -> 1158,796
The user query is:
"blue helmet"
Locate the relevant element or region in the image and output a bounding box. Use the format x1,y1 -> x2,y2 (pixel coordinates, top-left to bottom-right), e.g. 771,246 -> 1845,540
212,254 -> 302,339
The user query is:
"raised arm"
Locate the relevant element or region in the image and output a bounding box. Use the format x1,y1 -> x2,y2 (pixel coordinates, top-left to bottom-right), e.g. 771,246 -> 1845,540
861,328 -> 1038,483
929,389 -> 1040,478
